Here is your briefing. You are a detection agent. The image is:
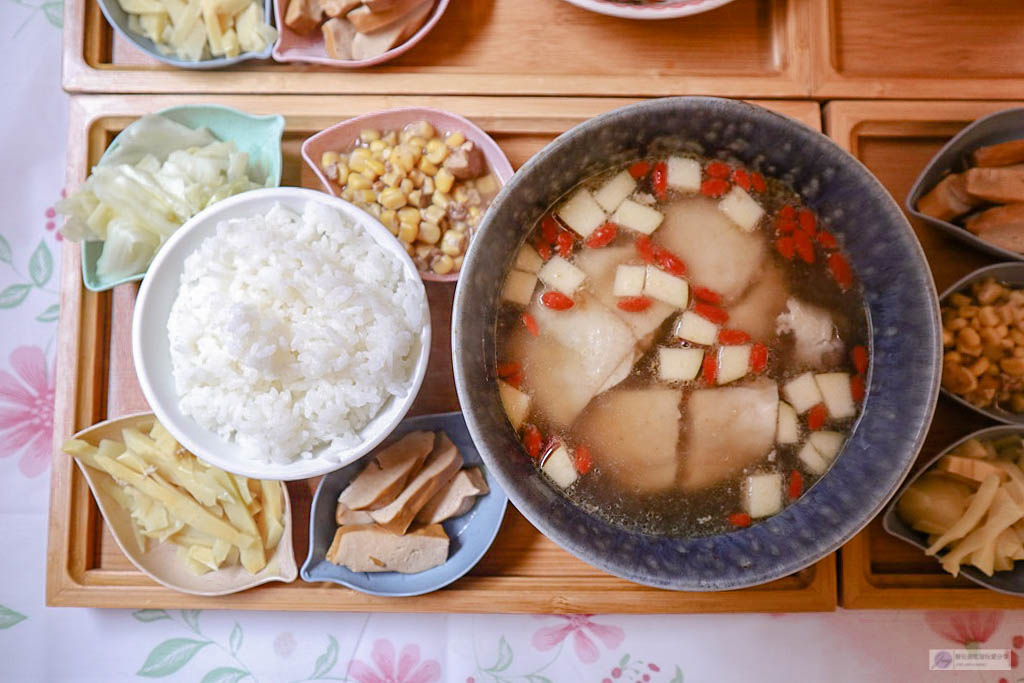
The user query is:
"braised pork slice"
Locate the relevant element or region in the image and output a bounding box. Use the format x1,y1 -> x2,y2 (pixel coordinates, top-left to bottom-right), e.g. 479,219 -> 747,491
326,523 -> 449,573
369,433 -> 462,534
415,467 -> 489,524
337,430 -> 434,511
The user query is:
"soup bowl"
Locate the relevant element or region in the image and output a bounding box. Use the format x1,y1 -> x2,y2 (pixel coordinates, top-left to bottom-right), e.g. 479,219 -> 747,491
452,96 -> 942,590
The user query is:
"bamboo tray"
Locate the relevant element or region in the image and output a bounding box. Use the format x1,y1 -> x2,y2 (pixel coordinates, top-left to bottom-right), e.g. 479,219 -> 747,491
62,0 -> 812,97
46,94 -> 836,613
812,0 -> 1024,99
827,100 -> 1024,609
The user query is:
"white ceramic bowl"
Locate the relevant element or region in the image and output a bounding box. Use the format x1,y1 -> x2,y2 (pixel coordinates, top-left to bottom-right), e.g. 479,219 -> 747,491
559,0 -> 736,20
133,187 -> 431,481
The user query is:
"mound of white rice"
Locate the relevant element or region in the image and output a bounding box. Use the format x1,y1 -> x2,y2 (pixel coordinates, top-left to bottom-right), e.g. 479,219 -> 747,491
168,201 -> 425,463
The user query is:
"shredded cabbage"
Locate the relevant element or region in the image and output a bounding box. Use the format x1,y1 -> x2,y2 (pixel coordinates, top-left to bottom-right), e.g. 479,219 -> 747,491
57,114 -> 267,281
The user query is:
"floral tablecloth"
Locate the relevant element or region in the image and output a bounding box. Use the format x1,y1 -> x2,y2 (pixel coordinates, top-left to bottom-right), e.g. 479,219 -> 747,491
3,4 -> 1024,681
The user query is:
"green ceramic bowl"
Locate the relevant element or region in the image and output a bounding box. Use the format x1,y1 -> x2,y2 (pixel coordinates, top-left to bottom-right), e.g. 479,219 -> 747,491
80,104 -> 285,292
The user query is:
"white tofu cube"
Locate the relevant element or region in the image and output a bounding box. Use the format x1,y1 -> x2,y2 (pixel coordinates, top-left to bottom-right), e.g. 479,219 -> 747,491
499,380 -> 531,431
613,264 -> 646,297
716,344 -> 751,385
501,270 -> 538,306
644,266 -> 688,308
673,311 -> 719,346
782,372 -> 824,414
745,473 -> 783,518
542,444 -> 578,488
658,347 -> 704,382
557,189 -> 605,238
809,431 -> 845,462
514,244 -> 544,273
537,256 -> 586,296
814,373 -> 856,419
593,170 -> 637,213
798,440 -> 829,476
776,401 -> 800,445
667,156 -> 701,193
718,186 -> 765,232
612,199 -> 664,235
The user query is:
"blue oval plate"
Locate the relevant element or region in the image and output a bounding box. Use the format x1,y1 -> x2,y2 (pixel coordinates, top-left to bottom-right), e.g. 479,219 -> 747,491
300,411 -> 508,597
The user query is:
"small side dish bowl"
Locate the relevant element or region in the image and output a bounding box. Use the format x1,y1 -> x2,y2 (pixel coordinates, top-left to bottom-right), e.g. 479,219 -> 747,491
907,107 -> 1024,262
68,412 -> 298,596
302,106 -> 514,282
558,0 -> 736,20
97,0 -> 275,69
883,425 -> 1024,597
133,187 -> 431,481
82,104 -> 285,292
272,0 -> 450,68
938,262 -> 1024,425
300,411 -> 507,596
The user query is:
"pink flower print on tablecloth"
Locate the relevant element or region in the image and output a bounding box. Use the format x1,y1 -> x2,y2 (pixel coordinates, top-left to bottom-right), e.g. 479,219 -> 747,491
532,614 -> 625,664
0,346 -> 55,477
349,639 -> 441,683
926,611 -> 1003,648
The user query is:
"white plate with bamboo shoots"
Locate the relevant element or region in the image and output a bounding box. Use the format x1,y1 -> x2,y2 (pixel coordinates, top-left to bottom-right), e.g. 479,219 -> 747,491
63,412 -> 297,596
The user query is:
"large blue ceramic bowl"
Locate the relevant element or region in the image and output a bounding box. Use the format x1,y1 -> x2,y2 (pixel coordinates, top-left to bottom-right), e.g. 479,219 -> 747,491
452,96 -> 942,591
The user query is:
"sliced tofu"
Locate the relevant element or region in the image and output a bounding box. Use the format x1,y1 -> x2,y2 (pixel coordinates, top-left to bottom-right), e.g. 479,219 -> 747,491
537,255 -> 586,296
415,467 -> 489,524
321,0 -> 360,17
557,188 -> 606,238
335,504 -> 374,526
808,431 -> 844,462
575,388 -> 681,493
498,380 -> 531,430
514,244 -> 544,273
369,433 -> 463,534
674,310 -> 719,346
745,473 -> 783,518
346,0 -> 429,32
965,204 -> 1024,253
326,523 -> 449,573
542,444 -> 578,488
798,440 -> 829,476
613,264 -> 646,297
337,430 -> 435,510
776,401 -> 800,444
973,139 -> 1024,167
964,167 -> 1024,204
284,0 -> 323,34
681,381 -> 778,490
501,269 -> 538,306
815,373 -> 856,419
321,17 -> 356,60
718,186 -> 765,232
350,0 -> 432,60
775,298 -> 842,368
717,344 -> 751,385
612,199 -> 664,235
658,347 -> 703,382
782,372 -> 823,414
573,246 -> 674,339
644,266 -> 688,308
667,156 -> 701,193
917,173 -> 978,222
593,170 -> 637,213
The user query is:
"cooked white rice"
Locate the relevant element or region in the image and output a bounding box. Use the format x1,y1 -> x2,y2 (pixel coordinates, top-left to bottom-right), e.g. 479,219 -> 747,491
168,201 -> 425,463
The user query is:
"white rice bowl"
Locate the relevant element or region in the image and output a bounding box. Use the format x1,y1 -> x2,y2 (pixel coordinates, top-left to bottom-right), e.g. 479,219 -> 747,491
167,201 -> 425,464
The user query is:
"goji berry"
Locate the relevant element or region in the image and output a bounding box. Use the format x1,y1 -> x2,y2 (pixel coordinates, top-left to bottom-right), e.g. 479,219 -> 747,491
497,361 -> 520,378
794,230 -> 815,264
788,471 -> 803,500
828,252 -> 853,291
635,235 -> 657,263
540,291 -> 574,310
707,161 -> 731,179
574,444 -> 592,474
536,241 -> 552,261
522,312 -> 539,336
850,374 -> 865,402
522,424 -> 542,459
729,512 -> 751,528
798,208 -> 817,233
541,214 -> 560,244
779,205 -> 796,220
750,343 -> 769,373
617,296 -> 653,312
750,172 -> 766,192
556,230 -> 574,258
702,353 -> 717,385
718,329 -> 751,345
584,222 -> 618,248
816,230 -> 838,249
851,345 -> 869,375
700,178 -> 729,198
775,236 -> 796,260
807,403 -> 827,431
652,161 -> 668,200
692,286 -> 722,305
655,247 -> 687,277
731,168 -> 751,190
628,161 -> 651,179
694,302 -> 729,324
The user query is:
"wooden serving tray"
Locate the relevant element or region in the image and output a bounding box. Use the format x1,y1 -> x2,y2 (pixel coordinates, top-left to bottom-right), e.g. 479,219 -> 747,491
46,94 -> 836,612
62,0 -> 812,97
812,0 -> 1024,99
826,100 -> 1024,609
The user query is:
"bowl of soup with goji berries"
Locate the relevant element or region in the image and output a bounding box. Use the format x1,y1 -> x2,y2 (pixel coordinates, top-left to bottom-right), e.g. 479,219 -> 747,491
452,96 -> 941,590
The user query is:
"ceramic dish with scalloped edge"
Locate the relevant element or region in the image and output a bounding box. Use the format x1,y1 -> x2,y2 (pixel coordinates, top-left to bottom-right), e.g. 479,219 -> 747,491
302,107 -> 514,282
558,0 -> 736,20
300,411 -> 507,597
906,107 -> 1024,263
66,412 -> 298,596
883,424 -> 1024,597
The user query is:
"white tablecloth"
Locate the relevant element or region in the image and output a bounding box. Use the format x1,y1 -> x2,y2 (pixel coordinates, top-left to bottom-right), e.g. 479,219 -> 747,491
2,5 -> 1023,681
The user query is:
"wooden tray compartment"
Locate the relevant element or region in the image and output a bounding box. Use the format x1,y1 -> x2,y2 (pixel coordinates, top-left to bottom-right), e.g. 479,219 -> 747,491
62,0 -> 812,97
47,94 -> 835,613
826,100 -> 1024,609
812,0 -> 1024,99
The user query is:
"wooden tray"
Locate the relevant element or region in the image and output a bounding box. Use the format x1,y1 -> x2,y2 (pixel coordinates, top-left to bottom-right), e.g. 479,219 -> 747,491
62,0 -> 812,97
46,94 -> 836,613
812,0 -> 1024,99
826,100 -> 1024,609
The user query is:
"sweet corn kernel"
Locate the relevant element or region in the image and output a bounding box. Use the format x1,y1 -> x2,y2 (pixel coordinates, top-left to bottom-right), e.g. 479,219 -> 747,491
441,230 -> 466,256
382,170 -> 403,188
398,207 -> 421,225
365,203 -> 382,219
445,131 -> 466,148
380,209 -> 397,230
364,158 -> 386,178
419,221 -> 441,244
350,147 -> 372,162
369,140 -> 386,153
379,187 -> 407,210
415,244 -> 434,259
404,120 -> 435,139
453,255 -> 464,271
358,189 -> 378,204
390,146 -> 417,173
453,185 -> 469,203
408,136 -> 427,150
360,128 -> 381,143
404,242 -> 414,256
423,204 -> 446,224
469,206 -> 481,219
418,157 -> 439,176
425,139 -> 449,165
347,173 -> 371,190
432,255 -> 455,275
432,191 -> 451,209
380,146 -> 393,160
398,221 -> 419,244
341,187 -> 355,201
400,178 -> 414,195
320,151 -> 340,169
422,176 -> 435,195
475,174 -> 499,195
435,168 -> 455,194
408,189 -> 423,207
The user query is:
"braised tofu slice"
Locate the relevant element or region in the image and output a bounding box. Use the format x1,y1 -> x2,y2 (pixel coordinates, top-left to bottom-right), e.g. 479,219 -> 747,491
346,0 -> 429,32
917,173 -> 977,222
557,188 -> 605,238
326,523 -> 449,573
321,17 -> 356,59
745,473 -> 783,518
973,139 -> 1024,167
965,203 -> 1024,253
369,433 -> 463,534
593,170 -> 637,213
321,0 -> 360,17
337,430 -> 435,510
350,0 -> 432,60
284,0 -> 323,34
964,167 -> 1024,204
336,503 -> 374,526
415,467 -> 489,524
